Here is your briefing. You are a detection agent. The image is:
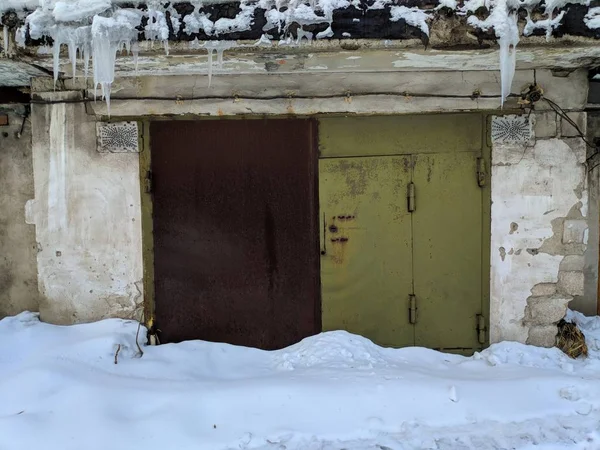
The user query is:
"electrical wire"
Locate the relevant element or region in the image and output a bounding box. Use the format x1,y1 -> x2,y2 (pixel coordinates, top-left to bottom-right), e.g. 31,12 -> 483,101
539,94 -> 600,169
542,96 -> 595,149
29,91 -> 519,105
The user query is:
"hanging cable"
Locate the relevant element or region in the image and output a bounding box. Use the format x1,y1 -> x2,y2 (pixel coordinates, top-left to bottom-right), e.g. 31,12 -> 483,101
542,97 -> 596,149
520,83 -> 599,168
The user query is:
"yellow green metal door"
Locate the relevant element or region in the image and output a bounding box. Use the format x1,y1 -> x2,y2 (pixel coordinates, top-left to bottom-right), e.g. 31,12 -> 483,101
412,152 -> 483,351
319,156 -> 415,348
319,152 -> 484,351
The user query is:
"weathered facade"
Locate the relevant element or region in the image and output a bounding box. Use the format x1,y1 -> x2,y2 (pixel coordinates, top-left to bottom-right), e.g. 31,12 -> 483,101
1,0 -> 599,351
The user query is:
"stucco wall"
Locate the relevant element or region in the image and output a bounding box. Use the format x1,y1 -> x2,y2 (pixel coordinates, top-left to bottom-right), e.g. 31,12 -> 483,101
26,92 -> 143,324
0,105 -> 40,317
490,110 -> 591,346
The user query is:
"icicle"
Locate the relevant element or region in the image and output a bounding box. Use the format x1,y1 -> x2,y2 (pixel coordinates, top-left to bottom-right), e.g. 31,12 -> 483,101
499,37 -> 515,107
498,12 -> 519,108
132,41 -> 139,74
15,26 -> 26,48
204,41 -> 236,86
3,26 -> 9,57
163,40 -> 169,56
92,19 -> 119,116
83,44 -> 90,80
102,82 -> 111,115
466,0 -> 520,108
207,47 -> 215,87
52,39 -> 61,89
217,48 -> 224,68
67,39 -> 77,79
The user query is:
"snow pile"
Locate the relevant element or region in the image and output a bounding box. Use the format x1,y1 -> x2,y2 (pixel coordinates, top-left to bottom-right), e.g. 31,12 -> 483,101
2,311 -> 600,449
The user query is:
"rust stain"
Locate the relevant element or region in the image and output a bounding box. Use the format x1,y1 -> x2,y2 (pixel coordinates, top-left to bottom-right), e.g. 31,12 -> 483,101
217,108 -> 224,116
336,160 -> 369,197
330,236 -> 349,265
331,237 -> 349,243
286,101 -> 295,114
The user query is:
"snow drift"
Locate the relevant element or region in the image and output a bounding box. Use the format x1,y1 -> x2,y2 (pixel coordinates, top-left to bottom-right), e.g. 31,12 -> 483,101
1,310 -> 600,449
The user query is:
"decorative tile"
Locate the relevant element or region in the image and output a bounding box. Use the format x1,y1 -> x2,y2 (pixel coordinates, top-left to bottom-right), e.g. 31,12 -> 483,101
491,115 -> 532,144
97,122 -> 139,153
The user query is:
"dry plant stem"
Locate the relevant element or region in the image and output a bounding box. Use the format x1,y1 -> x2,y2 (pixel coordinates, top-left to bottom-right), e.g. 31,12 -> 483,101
114,344 -> 121,365
135,310 -> 144,357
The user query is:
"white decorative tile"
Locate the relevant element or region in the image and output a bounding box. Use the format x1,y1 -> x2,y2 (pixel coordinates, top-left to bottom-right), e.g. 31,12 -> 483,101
97,122 -> 139,153
491,115 -> 533,145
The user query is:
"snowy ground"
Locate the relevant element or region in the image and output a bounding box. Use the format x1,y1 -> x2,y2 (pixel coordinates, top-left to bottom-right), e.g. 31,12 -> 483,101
1,311 -> 600,450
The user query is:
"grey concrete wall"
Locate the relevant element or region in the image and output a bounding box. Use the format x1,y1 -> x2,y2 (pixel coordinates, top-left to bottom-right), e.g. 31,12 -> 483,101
0,105 -> 40,317
26,92 -> 144,324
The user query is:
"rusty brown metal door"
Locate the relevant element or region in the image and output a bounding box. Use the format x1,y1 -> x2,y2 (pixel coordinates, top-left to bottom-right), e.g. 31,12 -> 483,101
150,119 -> 320,349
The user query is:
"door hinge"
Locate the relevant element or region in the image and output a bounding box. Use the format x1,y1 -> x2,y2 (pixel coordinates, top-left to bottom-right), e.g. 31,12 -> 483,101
476,157 -> 486,188
144,170 -> 153,194
476,314 -> 487,344
407,182 -> 416,212
409,294 -> 417,324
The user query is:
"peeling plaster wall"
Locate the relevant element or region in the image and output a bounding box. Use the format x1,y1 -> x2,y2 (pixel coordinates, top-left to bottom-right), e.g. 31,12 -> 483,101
490,110 -> 591,347
0,105 -> 40,317
27,93 -> 143,324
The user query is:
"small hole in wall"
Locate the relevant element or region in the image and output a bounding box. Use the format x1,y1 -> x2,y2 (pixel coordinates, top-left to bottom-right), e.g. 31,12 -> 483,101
2,132 -> 8,138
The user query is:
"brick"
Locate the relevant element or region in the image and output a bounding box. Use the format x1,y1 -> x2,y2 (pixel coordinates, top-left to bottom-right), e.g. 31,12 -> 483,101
562,220 -> 587,244
531,283 -> 557,296
561,112 -> 587,137
533,111 -> 558,138
527,325 -> 559,348
558,271 -> 584,296
559,255 -> 585,272
524,295 -> 571,326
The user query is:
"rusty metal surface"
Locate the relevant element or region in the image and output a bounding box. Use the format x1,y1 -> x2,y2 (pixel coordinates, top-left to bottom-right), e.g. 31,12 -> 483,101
150,119 -> 320,349
319,156 -> 415,348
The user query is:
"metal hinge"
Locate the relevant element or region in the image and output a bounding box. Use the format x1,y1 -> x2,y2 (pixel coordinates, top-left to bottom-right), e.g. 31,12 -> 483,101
476,314 -> 487,344
476,157 -> 486,188
409,294 -> 417,324
144,170 -> 153,194
407,182 -> 416,212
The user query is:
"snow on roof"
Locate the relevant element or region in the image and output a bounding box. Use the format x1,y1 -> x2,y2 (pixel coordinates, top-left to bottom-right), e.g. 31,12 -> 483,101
0,0 -> 39,13
1,0 -> 598,112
